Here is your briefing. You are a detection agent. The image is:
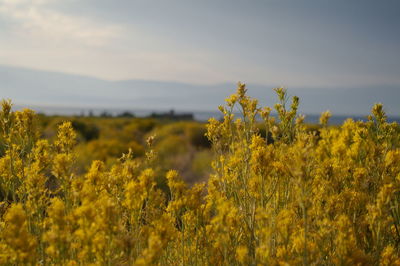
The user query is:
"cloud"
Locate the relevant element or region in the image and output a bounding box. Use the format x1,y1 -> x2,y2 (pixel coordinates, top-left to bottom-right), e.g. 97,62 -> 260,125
0,1 -> 399,87
0,0 -> 123,46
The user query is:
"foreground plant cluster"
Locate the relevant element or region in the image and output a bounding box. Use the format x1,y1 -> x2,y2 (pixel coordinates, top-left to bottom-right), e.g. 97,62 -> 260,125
0,84 -> 400,265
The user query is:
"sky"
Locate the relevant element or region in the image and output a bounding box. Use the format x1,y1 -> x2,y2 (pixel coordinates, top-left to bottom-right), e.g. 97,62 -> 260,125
1,0 -> 399,87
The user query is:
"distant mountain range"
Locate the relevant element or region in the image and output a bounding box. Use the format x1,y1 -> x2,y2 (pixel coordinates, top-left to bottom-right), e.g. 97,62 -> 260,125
1,64 -> 399,116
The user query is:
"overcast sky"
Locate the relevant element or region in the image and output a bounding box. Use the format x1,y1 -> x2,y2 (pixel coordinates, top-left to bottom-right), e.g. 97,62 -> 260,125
1,0 -> 400,88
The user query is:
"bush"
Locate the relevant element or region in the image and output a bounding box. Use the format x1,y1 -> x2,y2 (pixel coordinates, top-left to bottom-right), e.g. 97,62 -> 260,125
0,85 -> 399,265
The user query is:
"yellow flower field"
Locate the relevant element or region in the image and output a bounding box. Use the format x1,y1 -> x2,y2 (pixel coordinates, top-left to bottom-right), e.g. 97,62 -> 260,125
0,83 -> 399,265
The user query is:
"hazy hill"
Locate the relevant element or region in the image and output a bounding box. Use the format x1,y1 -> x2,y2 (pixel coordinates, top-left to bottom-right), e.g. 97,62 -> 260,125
1,65 -> 399,116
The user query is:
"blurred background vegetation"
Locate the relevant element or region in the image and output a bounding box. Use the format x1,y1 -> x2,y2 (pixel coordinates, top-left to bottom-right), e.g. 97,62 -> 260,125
37,114 -> 213,185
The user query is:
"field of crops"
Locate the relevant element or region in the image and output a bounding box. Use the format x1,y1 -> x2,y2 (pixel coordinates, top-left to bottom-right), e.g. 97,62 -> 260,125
0,83 -> 399,265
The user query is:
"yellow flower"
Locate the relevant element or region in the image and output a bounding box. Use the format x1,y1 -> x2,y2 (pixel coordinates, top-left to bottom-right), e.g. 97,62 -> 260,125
2,203 -> 37,264
319,110 -> 331,126
236,245 -> 248,263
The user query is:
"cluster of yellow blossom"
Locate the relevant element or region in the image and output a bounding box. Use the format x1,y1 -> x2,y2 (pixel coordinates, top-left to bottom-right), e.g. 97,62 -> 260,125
0,83 -> 399,265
